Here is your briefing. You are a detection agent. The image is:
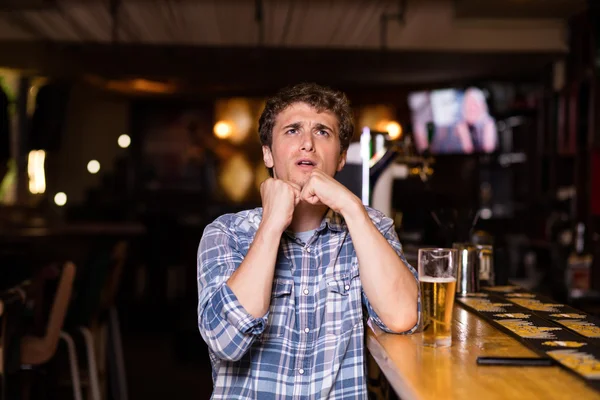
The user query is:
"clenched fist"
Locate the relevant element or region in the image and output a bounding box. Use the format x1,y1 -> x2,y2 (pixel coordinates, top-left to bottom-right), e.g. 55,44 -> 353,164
260,178 -> 301,234
300,169 -> 360,216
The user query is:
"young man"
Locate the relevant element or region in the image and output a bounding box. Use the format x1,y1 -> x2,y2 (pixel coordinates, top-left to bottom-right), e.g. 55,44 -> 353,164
197,83 -> 420,399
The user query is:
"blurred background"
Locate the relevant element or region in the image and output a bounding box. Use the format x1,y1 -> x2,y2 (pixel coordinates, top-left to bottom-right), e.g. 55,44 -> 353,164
0,0 -> 599,399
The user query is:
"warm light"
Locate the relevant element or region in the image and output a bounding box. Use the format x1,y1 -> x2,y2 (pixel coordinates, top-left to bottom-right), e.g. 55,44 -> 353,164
385,121 -> 402,139
254,163 -> 271,191
87,160 -> 101,174
28,150 -> 46,194
214,98 -> 254,144
118,134 -> 131,148
219,153 -> 253,202
105,78 -> 177,94
359,105 -> 394,135
130,79 -> 176,94
374,120 -> 402,139
54,192 -> 67,206
214,121 -> 233,139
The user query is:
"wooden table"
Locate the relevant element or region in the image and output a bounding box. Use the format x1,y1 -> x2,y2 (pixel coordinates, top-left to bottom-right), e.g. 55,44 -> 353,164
367,304 -> 600,400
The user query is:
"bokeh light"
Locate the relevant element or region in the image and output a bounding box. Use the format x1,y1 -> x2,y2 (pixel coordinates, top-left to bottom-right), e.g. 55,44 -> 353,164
54,192 -> 67,206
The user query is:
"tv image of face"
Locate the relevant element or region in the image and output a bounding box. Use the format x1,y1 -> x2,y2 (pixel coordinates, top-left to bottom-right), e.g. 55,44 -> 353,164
430,89 -> 461,127
463,89 -> 488,125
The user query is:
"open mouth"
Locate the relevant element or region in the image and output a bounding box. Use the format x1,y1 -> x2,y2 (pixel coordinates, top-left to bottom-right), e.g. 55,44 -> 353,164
297,160 -> 315,167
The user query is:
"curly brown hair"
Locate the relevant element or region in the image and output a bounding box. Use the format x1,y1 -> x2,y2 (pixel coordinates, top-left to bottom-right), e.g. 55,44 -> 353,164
258,83 -> 354,154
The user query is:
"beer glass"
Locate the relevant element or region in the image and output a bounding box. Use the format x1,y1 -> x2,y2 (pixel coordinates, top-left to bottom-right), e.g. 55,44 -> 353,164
418,248 -> 459,347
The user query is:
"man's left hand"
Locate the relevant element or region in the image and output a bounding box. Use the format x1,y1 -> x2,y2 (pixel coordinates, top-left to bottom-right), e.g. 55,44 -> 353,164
300,169 -> 361,216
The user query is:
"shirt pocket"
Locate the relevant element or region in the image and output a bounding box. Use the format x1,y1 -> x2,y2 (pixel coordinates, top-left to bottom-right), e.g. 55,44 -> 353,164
324,269 -> 361,335
261,277 -> 294,341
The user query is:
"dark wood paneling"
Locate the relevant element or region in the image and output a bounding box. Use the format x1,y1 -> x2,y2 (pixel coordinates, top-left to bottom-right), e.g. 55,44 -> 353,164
0,41 -> 562,96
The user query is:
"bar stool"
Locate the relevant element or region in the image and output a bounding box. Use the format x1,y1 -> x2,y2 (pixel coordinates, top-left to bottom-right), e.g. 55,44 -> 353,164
0,279 -> 30,400
66,240 -> 129,400
21,262 -> 81,400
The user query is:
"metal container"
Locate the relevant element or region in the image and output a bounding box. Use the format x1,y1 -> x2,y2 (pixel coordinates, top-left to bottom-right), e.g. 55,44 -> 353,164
476,244 -> 495,287
452,243 -> 480,295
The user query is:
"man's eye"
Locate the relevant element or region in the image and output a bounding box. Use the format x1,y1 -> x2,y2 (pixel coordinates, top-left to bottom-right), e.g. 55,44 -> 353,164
286,129 -> 297,134
317,130 -> 329,136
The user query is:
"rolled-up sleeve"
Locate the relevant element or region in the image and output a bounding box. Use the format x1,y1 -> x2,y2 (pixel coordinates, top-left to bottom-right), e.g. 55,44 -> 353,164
197,220 -> 267,361
362,215 -> 421,334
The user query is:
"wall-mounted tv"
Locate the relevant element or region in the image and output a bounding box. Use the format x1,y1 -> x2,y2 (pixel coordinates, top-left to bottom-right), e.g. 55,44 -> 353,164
408,87 -> 498,154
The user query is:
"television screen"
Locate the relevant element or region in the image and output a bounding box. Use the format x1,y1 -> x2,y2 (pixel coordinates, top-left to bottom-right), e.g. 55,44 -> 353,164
408,87 -> 498,154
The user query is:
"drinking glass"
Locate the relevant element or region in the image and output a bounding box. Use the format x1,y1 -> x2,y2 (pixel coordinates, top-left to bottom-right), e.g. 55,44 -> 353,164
418,248 -> 459,347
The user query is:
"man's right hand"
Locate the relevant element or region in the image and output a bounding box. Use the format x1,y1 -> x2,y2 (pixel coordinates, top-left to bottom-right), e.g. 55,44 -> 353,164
226,178 -> 300,319
259,178 -> 301,233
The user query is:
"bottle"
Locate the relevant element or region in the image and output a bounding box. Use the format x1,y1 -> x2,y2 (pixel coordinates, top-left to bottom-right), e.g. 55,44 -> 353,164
566,222 -> 593,298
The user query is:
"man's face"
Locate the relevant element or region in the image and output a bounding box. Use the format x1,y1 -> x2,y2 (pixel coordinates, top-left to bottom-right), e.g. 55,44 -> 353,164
262,102 -> 346,188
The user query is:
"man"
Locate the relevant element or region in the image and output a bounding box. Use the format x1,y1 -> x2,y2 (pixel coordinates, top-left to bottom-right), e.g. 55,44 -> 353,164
197,83 -> 420,399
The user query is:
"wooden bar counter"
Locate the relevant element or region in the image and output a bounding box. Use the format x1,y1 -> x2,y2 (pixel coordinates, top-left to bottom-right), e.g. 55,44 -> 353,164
366,304 -> 600,400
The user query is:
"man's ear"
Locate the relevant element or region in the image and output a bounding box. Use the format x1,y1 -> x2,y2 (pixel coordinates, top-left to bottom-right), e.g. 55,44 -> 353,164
337,151 -> 347,172
262,145 -> 274,168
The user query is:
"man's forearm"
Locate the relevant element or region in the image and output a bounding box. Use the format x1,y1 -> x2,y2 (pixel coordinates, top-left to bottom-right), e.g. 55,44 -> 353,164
227,224 -> 282,318
342,202 -> 418,332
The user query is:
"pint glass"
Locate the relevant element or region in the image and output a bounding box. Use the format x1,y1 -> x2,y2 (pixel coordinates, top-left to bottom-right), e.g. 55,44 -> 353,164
418,248 -> 459,347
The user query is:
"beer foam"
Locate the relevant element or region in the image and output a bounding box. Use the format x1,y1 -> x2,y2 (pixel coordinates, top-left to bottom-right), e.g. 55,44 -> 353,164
419,276 -> 456,283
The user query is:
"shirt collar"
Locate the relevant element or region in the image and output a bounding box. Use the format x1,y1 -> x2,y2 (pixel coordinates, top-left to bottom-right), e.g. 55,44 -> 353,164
317,208 -> 346,233
278,208 -> 346,238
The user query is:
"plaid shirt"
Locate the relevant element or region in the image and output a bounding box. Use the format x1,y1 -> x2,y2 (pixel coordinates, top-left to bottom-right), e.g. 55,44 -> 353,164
197,206 -> 419,399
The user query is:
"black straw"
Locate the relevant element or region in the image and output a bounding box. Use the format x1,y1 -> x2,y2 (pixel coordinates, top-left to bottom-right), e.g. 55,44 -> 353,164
476,357 -> 554,367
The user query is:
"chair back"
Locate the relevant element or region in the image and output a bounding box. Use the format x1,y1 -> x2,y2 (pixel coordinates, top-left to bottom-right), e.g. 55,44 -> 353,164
20,262 -> 76,365
67,240 -> 128,327
45,262 -> 76,346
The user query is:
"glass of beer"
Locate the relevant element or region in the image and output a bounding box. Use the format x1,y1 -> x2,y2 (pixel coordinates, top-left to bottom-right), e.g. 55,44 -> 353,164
418,248 -> 459,347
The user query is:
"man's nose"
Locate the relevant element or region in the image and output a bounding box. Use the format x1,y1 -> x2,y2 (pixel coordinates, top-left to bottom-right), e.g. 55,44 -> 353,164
300,132 -> 314,152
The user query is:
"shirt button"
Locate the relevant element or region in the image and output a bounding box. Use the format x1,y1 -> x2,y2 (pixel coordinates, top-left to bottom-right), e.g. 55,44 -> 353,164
304,327 -> 310,333
305,247 -> 311,253
298,369 -> 305,375
345,285 -> 350,290
303,289 -> 309,295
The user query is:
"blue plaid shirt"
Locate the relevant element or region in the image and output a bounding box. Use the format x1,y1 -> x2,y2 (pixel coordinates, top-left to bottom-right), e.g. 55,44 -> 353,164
197,206 -> 419,399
